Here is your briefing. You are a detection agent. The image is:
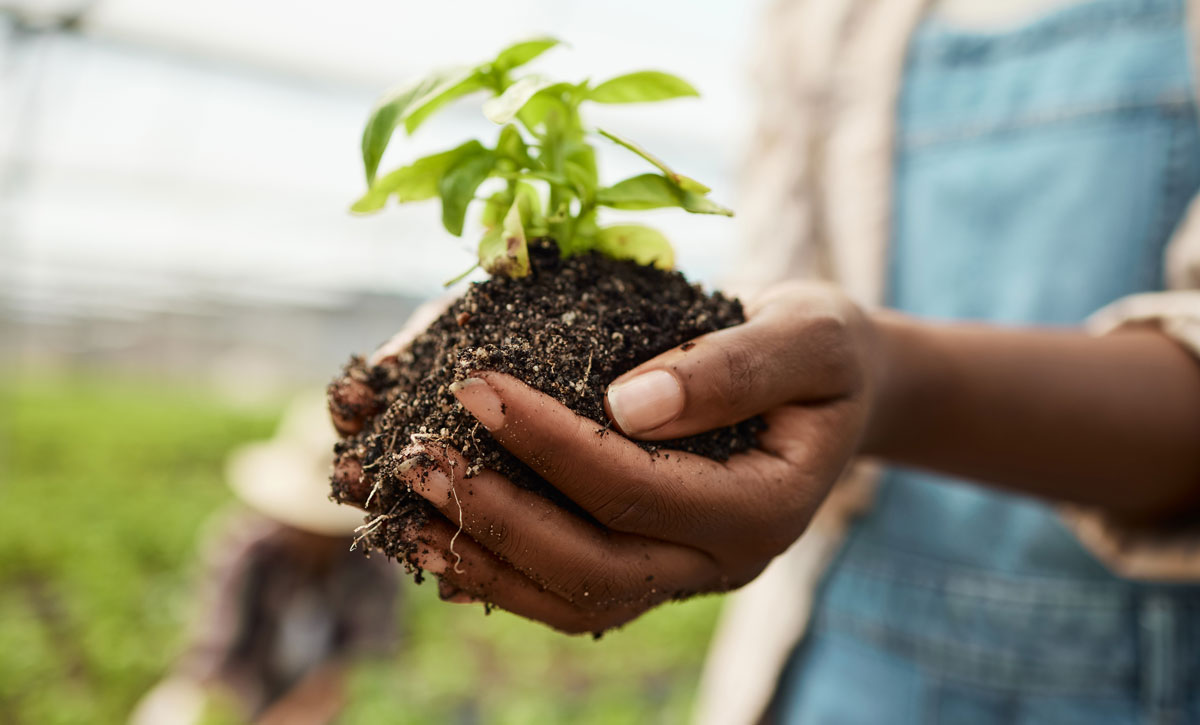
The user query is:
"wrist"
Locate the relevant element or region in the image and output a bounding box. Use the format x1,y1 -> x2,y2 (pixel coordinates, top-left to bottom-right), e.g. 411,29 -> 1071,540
858,310 -> 942,458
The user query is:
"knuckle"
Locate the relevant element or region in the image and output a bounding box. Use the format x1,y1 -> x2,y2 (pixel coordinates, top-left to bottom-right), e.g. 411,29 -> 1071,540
801,310 -> 850,347
553,550 -> 641,611
716,342 -> 762,409
528,416 -> 597,488
793,307 -> 865,393
536,452 -> 594,501
558,563 -> 609,610
481,517 -> 522,559
803,315 -> 854,366
593,482 -> 666,534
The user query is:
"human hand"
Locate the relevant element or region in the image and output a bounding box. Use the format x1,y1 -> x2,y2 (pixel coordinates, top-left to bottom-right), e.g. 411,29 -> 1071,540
327,296 -> 454,437
393,281 -> 880,633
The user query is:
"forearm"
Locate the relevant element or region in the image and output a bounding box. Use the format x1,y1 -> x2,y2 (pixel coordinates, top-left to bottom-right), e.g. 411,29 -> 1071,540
862,313 -> 1200,523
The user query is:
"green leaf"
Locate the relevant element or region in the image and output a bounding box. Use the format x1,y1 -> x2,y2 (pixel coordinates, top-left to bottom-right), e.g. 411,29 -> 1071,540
588,71 -> 699,104
596,173 -> 733,216
495,124 -> 530,165
361,66 -> 479,183
513,82 -> 581,132
677,189 -> 734,216
596,128 -> 712,194
481,191 -> 509,228
516,88 -> 565,131
514,181 -> 542,225
595,173 -> 680,210
403,74 -> 486,135
479,202 -> 530,277
593,225 -> 675,269
438,146 -> 496,236
493,36 -> 561,71
350,187 -> 394,215
575,209 -> 599,239
565,161 -> 594,199
484,75 -> 558,124
498,168 -> 569,186
351,141 -> 484,213
481,181 -> 541,228
564,143 -> 597,198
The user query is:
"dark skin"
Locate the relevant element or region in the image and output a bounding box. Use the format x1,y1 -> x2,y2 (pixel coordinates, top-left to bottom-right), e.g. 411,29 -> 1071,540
345,281 -> 1200,633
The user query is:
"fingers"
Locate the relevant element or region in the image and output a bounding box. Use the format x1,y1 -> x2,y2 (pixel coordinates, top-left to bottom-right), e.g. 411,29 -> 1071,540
329,296 -> 457,437
604,282 -> 865,440
397,445 -> 716,607
406,515 -> 645,635
331,454 -> 371,508
328,376 -> 379,437
744,401 -> 867,514
449,373 -> 804,548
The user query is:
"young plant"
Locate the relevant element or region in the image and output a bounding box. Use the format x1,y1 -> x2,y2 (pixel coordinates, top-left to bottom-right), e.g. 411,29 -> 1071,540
329,40 -> 762,593
350,36 -> 732,282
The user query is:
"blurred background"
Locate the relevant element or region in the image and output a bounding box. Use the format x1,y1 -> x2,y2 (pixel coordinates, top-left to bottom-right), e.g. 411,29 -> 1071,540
0,0 -> 769,722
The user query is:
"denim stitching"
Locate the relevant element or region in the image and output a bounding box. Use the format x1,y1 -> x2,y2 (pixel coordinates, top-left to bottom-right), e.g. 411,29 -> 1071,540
834,543 -> 1136,607
909,0 -> 1183,68
815,612 -> 1135,696
902,91 -> 1195,150
1139,594 -> 1185,723
836,563 -> 1132,610
1150,112 -> 1186,290
1152,104 -> 1200,285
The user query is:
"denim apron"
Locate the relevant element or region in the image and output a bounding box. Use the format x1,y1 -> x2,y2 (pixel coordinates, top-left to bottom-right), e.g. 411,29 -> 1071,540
778,0 -> 1200,722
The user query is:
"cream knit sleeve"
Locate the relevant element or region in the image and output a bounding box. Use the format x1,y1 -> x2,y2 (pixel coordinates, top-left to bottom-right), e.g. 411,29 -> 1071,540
1062,193 -> 1200,580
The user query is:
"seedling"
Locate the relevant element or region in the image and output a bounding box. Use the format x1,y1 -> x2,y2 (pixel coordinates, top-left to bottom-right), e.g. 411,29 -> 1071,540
329,38 -> 761,608
349,36 -> 731,281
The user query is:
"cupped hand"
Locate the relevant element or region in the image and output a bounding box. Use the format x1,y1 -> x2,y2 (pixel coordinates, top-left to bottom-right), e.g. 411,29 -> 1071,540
392,281 -> 881,634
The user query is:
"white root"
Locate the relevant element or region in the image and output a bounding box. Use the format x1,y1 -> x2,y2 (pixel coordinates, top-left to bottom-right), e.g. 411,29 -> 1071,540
364,478 -> 382,508
441,439 -> 466,575
350,513 -> 395,551
448,480 -> 466,575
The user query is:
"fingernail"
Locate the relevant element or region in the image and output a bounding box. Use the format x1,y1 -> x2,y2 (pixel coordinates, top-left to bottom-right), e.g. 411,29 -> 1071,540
445,592 -> 479,604
607,370 -> 684,435
449,377 -> 506,431
405,463 -> 451,504
413,547 -> 447,575
396,452 -> 428,474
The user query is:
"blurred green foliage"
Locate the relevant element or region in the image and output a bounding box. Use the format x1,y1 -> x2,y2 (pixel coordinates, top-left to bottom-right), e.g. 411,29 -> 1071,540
0,376 -> 277,724
0,375 -> 723,723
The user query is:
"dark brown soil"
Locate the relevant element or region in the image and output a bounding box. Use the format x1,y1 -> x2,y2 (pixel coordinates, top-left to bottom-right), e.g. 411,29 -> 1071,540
329,239 -> 764,565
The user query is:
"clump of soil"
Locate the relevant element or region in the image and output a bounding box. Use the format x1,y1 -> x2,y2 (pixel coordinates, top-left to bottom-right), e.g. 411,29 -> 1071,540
329,239 -> 763,564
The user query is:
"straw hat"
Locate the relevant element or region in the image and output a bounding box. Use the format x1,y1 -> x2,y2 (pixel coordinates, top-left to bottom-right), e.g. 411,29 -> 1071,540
226,393 -> 366,536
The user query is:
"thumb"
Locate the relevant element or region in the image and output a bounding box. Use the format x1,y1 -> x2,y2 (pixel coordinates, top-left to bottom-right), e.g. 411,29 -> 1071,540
603,285 -> 863,440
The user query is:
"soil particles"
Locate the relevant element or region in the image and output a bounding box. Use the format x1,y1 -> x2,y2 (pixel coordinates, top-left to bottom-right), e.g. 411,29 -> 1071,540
330,239 -> 764,565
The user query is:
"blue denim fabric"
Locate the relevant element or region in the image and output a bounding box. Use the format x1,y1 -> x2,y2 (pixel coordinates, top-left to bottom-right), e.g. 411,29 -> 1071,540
779,0 -> 1200,722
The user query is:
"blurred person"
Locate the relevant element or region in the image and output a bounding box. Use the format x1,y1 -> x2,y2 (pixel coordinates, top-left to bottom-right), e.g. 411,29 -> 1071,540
333,0 -> 1200,723
133,395 -> 399,725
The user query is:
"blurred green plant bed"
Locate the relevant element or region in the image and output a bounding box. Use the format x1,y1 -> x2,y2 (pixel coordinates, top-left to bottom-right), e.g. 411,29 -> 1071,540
0,375 -> 724,724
